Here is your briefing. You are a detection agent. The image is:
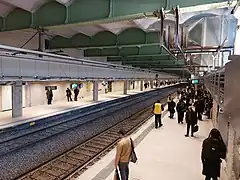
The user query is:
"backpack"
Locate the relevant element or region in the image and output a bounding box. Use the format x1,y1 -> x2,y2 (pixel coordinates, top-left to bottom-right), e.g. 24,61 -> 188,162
203,139 -> 222,162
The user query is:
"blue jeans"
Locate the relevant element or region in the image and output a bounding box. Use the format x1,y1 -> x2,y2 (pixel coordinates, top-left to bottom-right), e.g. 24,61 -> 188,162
119,162 -> 129,180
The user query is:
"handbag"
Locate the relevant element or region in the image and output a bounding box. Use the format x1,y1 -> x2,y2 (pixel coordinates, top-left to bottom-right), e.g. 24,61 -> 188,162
130,138 -> 138,163
193,125 -> 199,132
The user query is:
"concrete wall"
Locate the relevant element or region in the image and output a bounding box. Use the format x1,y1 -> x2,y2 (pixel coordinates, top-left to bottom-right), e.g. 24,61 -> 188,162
0,80 -> 141,111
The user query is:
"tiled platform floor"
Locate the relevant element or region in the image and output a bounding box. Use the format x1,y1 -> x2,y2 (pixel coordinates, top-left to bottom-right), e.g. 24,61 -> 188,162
75,100 -> 228,180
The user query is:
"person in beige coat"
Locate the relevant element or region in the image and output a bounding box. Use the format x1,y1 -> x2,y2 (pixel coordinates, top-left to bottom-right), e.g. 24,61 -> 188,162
114,129 -> 132,180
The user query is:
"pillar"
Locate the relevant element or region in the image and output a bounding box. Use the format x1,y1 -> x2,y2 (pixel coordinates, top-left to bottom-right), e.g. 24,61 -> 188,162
150,80 -> 154,88
25,82 -> 31,107
123,80 -> 128,95
127,81 -> 131,90
12,81 -> 23,118
140,80 -> 143,91
93,81 -> 98,101
0,86 -> 2,111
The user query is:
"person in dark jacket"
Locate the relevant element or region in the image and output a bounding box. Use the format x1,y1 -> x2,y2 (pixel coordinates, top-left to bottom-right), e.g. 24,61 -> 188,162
74,88 -> 79,101
176,99 -> 186,124
201,128 -> 227,180
66,88 -> 72,102
194,98 -> 204,121
168,98 -> 176,119
185,106 -> 198,137
46,88 -> 53,105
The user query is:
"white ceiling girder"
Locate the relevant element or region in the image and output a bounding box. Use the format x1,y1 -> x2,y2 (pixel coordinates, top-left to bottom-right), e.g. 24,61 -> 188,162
0,0 -> 46,12
99,21 -> 136,34
47,27 -> 77,38
71,25 -> 105,36
0,1 -> 14,17
187,18 -> 203,31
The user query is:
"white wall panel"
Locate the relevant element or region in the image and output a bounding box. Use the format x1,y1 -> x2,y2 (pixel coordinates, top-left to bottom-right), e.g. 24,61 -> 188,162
1,57 -> 19,77
49,62 -> 61,77
35,61 -> 49,76
0,54 -> 177,80
70,64 -> 78,77
20,58 -> 35,77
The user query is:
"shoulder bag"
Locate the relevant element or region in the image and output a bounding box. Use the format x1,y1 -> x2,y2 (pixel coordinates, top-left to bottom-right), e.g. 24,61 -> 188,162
129,138 -> 138,163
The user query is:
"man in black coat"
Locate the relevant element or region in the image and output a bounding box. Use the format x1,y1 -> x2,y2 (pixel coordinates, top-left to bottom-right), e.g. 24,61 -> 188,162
176,99 -> 186,124
201,129 -> 227,180
185,106 -> 198,137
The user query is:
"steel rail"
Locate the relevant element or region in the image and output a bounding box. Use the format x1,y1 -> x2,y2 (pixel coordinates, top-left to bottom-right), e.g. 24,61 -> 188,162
17,90 -> 177,180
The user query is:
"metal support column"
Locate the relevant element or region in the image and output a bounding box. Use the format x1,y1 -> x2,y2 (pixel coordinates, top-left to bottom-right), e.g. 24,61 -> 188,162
12,81 -> 23,118
123,80 -> 128,95
93,81 -> 99,101
0,86 -> 2,111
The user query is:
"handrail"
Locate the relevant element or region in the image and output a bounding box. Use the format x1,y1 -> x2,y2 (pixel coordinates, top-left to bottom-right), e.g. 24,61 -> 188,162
0,45 -> 173,76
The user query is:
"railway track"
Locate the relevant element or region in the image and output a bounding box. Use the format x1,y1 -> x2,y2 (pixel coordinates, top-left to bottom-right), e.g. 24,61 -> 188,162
18,93 -> 174,180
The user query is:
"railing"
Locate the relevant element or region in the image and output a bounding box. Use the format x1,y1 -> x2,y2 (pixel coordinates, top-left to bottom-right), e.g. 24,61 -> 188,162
0,45 -> 178,81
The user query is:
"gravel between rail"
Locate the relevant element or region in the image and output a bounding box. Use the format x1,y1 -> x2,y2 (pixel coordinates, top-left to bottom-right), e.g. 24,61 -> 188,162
16,92 -> 174,180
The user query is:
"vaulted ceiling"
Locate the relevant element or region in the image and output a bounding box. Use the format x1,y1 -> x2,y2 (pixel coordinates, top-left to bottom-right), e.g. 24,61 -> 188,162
0,0 -> 237,77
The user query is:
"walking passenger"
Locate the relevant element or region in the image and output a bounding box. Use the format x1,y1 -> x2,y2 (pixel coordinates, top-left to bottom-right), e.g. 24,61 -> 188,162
168,98 -> 176,119
46,88 -> 53,105
176,99 -> 186,124
201,129 -> 227,180
114,129 -> 133,180
185,106 -> 198,137
153,100 -> 164,128
66,88 -> 72,102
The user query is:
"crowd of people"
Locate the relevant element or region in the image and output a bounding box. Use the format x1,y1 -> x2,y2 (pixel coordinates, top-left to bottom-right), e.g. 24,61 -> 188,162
114,84 -> 226,180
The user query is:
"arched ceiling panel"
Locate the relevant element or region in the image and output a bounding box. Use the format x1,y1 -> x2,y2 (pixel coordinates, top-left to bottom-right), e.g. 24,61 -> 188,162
114,0 -> 166,16
69,0 -> 109,23
5,8 -> 31,31
49,35 -> 72,49
35,1 -> 66,27
91,31 -> 117,46
71,33 -> 91,47
118,28 -> 146,45
71,25 -> 105,36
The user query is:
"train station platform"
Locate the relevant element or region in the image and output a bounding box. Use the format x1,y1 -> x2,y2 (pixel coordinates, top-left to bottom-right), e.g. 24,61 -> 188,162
75,101 -> 228,180
0,86 -> 168,130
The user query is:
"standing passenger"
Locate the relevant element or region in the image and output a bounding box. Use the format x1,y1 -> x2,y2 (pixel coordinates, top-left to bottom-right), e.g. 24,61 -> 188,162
46,88 -> 53,105
176,99 -> 186,124
74,88 -> 79,101
201,129 -> 227,180
185,106 -> 198,137
114,129 -> 133,180
168,98 -> 176,119
153,100 -> 164,128
66,88 -> 72,102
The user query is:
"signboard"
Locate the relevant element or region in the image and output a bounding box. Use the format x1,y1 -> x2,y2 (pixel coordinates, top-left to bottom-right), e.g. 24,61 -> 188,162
45,86 -> 57,90
191,79 -> 199,84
